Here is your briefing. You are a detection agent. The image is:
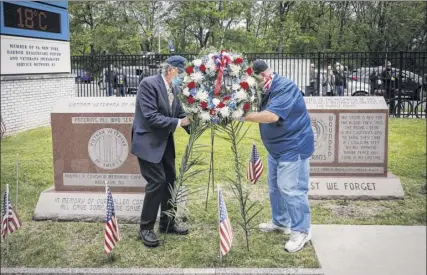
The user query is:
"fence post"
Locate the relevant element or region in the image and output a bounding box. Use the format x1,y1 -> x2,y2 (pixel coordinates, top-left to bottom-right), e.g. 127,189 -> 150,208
397,51 -> 403,117
107,55 -> 111,97
317,52 -> 321,96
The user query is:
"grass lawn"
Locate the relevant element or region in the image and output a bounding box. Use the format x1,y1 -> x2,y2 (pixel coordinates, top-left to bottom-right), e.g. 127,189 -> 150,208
0,118 -> 425,268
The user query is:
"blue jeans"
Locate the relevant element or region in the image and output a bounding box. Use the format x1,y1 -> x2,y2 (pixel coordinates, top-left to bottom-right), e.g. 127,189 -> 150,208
107,82 -> 114,96
267,154 -> 311,234
336,85 -> 344,96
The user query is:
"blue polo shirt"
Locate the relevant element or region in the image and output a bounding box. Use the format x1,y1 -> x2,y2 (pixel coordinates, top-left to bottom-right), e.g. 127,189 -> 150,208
259,74 -> 314,162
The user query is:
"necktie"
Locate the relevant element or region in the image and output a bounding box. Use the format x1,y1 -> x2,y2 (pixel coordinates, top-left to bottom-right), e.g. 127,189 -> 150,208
167,87 -> 174,108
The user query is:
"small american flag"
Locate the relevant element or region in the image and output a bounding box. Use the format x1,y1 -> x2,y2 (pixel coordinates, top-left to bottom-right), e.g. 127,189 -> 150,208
218,187 -> 233,256
104,188 -> 120,254
1,185 -> 21,239
246,143 -> 264,184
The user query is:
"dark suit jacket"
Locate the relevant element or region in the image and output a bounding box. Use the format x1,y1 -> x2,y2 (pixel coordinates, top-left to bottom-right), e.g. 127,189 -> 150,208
131,74 -> 187,163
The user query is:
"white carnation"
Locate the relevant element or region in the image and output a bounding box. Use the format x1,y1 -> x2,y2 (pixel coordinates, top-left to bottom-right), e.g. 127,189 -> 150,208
193,59 -> 202,67
232,109 -> 244,120
189,107 -> 199,114
212,98 -> 220,106
196,91 -> 209,102
250,95 -> 255,102
235,89 -> 247,101
229,64 -> 241,77
183,88 -> 190,96
184,75 -> 191,83
232,84 -> 240,91
191,71 -> 204,83
219,106 -> 230,118
200,111 -> 212,122
206,61 -> 217,72
246,76 -> 256,87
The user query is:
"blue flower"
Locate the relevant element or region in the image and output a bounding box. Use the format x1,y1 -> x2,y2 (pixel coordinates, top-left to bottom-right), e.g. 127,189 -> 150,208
228,101 -> 237,110
190,88 -> 197,96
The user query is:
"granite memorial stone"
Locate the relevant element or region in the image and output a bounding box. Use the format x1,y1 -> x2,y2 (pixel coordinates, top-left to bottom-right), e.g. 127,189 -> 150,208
305,96 -> 404,199
34,97 -> 148,223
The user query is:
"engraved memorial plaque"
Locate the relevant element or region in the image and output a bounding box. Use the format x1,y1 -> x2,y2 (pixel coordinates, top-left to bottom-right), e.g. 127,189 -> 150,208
305,97 -> 388,177
50,97 -> 146,192
310,113 -> 336,163
338,113 -> 386,164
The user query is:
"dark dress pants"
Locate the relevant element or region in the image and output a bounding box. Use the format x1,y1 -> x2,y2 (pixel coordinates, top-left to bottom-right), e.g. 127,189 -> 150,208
138,135 -> 176,230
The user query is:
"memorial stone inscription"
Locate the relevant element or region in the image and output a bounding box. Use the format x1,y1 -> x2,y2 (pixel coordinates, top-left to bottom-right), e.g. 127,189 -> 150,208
34,97 -> 149,223
50,97 -> 146,192
304,97 -> 403,199
306,97 -> 388,177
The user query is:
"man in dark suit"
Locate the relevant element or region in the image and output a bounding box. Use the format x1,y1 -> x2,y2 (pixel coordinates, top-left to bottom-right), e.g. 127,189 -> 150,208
131,56 -> 191,248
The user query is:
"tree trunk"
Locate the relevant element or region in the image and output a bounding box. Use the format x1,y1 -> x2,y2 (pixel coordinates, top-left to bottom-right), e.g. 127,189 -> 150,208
277,1 -> 293,53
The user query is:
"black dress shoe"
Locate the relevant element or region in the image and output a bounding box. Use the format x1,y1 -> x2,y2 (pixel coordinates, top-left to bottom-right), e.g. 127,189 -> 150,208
138,229 -> 160,247
159,224 -> 189,235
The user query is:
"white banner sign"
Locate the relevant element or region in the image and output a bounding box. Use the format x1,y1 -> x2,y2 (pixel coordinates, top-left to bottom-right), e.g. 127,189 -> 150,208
1,35 -> 70,75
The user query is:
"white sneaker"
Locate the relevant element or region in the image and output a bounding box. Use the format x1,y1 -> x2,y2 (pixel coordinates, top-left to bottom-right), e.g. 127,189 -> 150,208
285,231 -> 312,253
259,221 -> 291,234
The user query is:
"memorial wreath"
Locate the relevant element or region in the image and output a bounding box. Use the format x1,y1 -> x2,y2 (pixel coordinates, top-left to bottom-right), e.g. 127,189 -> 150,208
177,50 -> 263,124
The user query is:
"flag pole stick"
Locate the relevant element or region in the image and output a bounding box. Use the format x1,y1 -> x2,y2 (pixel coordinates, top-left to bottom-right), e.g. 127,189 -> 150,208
218,185 -> 222,264
15,154 -> 19,212
6,184 -> 10,256
104,180 -> 108,257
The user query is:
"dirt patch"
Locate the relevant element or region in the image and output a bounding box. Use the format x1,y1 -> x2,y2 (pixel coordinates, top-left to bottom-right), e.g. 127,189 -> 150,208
325,203 -> 389,219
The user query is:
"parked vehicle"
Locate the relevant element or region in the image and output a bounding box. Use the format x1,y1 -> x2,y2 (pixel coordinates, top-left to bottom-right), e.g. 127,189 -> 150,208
72,69 -> 92,83
121,66 -> 147,94
350,67 -> 423,99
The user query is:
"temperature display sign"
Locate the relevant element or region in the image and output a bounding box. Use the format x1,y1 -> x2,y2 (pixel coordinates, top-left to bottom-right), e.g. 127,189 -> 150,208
3,2 -> 61,33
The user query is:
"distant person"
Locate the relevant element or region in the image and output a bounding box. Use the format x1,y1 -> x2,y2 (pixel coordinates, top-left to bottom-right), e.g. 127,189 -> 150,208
115,72 -> 127,97
105,65 -> 117,97
369,69 -> 379,95
308,63 -> 316,96
381,62 -> 396,113
322,65 -> 335,96
333,63 -> 345,96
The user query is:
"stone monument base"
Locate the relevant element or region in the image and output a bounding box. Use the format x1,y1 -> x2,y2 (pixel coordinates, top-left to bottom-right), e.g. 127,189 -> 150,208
308,172 -> 404,200
33,187 -> 148,223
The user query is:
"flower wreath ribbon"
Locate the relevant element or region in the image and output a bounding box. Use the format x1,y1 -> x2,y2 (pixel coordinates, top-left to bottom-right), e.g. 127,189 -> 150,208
213,50 -> 232,96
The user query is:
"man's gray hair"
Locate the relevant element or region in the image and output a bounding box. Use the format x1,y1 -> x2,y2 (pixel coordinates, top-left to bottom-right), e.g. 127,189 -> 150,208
161,63 -> 177,76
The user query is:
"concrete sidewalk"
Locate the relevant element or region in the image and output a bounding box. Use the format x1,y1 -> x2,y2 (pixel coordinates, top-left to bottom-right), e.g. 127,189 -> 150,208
311,224 -> 426,275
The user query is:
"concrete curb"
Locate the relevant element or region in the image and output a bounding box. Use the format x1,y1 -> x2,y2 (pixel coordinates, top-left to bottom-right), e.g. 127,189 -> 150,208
1,268 -> 324,275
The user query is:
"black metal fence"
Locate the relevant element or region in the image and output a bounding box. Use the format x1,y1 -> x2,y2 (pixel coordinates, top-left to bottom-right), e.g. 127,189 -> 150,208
72,51 -> 427,118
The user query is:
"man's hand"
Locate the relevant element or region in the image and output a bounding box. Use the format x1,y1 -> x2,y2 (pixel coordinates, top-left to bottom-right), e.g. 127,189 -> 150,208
180,117 -> 191,127
236,116 -> 246,122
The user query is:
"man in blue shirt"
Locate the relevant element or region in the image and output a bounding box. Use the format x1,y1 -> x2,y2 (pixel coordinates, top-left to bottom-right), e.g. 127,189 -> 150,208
243,60 -> 314,253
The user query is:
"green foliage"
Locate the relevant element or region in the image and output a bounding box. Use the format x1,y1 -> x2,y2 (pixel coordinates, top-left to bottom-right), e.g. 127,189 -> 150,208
162,118 -> 209,227
215,121 -> 263,251
70,1 -> 426,54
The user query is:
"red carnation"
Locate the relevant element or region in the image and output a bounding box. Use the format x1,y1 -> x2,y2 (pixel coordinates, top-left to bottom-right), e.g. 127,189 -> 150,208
210,109 -> 216,116
246,67 -> 253,76
186,66 -> 194,75
234,57 -> 243,65
217,102 -> 225,108
223,96 -> 231,101
243,103 -> 251,111
200,101 -> 208,109
240,81 -> 249,90
187,82 -> 196,89
187,96 -> 195,104
199,64 -> 206,72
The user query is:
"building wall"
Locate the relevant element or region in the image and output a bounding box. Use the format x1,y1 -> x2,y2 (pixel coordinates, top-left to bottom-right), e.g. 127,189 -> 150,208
1,73 -> 76,137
